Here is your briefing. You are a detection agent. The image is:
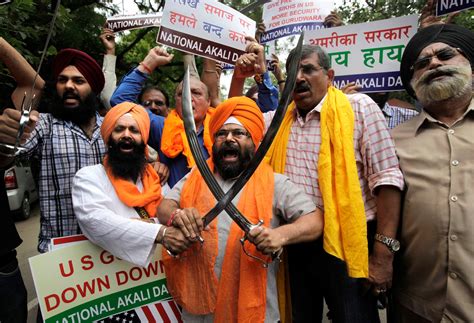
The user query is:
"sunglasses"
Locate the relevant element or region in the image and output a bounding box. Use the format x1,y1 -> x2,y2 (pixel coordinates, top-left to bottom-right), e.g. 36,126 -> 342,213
411,47 -> 464,72
142,99 -> 166,107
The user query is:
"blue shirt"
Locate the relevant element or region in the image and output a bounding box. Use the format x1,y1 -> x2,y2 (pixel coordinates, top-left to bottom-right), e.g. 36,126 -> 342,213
256,72 -> 279,112
382,103 -> 419,129
111,68 -> 209,187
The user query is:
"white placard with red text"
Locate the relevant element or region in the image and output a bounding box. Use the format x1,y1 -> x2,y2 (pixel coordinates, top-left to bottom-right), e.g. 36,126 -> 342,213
261,0 -> 334,42
157,0 -> 256,65
30,235 -> 181,322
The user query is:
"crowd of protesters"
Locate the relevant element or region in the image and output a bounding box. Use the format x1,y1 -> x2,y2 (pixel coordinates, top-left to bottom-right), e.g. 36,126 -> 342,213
0,1 -> 473,322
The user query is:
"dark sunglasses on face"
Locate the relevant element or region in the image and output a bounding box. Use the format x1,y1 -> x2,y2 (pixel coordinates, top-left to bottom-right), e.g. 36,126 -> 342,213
214,129 -> 250,140
410,47 -> 464,72
142,100 -> 166,108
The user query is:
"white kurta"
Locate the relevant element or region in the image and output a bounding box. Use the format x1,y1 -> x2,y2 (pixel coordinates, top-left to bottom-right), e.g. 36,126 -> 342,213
72,164 -> 162,267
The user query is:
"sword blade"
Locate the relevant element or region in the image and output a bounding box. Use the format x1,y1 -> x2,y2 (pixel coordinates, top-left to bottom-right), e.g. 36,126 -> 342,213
202,32 -> 305,227
181,68 -> 254,233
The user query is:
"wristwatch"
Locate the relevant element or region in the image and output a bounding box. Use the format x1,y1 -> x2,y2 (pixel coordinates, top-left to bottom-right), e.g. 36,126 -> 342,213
374,233 -> 400,253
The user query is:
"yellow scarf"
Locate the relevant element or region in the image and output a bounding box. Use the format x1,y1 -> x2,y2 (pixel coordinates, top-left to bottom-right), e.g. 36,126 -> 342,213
161,109 -> 215,167
265,86 -> 368,278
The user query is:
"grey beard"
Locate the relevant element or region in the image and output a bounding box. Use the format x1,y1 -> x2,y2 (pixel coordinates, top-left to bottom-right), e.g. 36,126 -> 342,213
411,65 -> 472,105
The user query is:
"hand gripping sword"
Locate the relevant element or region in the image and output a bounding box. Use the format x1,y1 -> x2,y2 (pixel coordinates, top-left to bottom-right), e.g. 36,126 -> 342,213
0,0 -> 61,157
180,33 -> 304,267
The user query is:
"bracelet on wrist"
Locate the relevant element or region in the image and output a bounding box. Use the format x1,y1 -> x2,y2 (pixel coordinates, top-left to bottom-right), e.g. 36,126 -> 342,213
156,226 -> 167,244
277,79 -> 286,84
167,209 -> 181,226
139,62 -> 153,74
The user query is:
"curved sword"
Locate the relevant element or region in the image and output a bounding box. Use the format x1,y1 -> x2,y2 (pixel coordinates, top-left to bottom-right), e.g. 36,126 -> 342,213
181,33 -> 304,266
201,33 -> 304,227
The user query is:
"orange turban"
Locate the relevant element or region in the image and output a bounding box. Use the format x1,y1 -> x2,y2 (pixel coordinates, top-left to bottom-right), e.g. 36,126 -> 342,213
101,102 -> 150,148
209,96 -> 264,146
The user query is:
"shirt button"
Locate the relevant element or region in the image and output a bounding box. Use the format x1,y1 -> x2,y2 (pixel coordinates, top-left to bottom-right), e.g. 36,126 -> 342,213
449,272 -> 458,279
448,129 -> 455,134
450,235 -> 458,241
450,196 -> 458,202
451,160 -> 459,166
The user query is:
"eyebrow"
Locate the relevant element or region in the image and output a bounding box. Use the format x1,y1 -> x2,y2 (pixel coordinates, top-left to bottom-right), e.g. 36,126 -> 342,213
418,46 -> 451,59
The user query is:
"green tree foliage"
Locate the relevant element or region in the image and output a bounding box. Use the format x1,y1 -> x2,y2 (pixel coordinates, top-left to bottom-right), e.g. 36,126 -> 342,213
0,0 -> 117,108
0,0 -> 265,108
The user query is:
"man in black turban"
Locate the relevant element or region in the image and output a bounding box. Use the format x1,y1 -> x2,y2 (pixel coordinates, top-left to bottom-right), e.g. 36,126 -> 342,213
391,23 -> 473,323
400,24 -> 473,98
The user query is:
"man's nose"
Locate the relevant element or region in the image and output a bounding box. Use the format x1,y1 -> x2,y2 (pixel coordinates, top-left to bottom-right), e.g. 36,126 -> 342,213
64,79 -> 75,89
122,128 -> 133,138
427,56 -> 443,69
296,69 -> 305,81
225,131 -> 236,141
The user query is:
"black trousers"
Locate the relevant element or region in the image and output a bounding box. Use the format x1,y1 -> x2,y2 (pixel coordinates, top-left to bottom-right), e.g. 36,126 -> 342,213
289,221 -> 380,323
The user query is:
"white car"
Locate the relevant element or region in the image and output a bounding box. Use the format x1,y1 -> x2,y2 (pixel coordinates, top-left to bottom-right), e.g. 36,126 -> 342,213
4,162 -> 38,219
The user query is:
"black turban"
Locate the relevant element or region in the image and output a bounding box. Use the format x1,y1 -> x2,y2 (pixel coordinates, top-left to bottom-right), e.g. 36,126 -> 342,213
400,24 -> 474,98
52,48 -> 105,95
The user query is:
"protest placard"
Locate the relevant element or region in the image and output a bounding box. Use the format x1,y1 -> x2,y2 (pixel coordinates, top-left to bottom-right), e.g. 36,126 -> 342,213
157,0 -> 256,65
261,0 -> 334,43
305,15 -> 418,92
106,13 -> 162,33
436,0 -> 474,16
30,235 -> 181,322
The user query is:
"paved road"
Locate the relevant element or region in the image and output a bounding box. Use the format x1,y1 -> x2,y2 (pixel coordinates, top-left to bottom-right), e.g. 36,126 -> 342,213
15,203 -> 40,323
15,203 -> 387,323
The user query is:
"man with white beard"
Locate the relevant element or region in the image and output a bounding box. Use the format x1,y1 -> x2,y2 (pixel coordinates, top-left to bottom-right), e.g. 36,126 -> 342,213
392,24 -> 474,323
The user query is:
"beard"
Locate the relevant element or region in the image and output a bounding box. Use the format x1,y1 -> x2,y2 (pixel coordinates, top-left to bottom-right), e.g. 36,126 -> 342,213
212,141 -> 254,180
107,139 -> 147,181
50,90 -> 98,125
411,64 -> 472,105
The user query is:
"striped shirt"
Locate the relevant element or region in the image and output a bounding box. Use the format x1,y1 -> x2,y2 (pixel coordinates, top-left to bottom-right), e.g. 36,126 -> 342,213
382,103 -> 419,129
264,93 -> 404,221
18,113 -> 106,252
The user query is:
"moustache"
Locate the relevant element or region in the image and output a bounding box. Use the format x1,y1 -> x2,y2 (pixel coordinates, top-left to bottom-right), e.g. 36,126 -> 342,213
62,90 -> 81,101
117,138 -> 136,150
294,82 -> 311,93
418,66 -> 458,85
217,142 -> 240,156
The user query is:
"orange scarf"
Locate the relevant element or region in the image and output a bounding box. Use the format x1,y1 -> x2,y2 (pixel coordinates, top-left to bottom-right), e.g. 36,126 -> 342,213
161,109 -> 215,167
103,156 -> 162,217
163,160 -> 274,323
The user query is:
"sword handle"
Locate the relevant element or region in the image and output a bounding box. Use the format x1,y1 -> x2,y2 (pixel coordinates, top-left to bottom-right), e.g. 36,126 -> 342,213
240,220 -> 282,268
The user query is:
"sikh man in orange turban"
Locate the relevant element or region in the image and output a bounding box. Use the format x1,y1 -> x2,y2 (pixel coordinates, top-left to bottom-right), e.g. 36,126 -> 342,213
72,102 -> 192,267
110,46 -> 216,188
157,97 -> 324,323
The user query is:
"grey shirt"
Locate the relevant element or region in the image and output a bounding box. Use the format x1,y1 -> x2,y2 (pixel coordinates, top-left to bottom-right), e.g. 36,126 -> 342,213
166,171 -> 317,323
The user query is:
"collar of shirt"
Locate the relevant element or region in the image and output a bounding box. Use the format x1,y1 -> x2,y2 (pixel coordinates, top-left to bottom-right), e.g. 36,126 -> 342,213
382,103 -> 394,117
294,93 -> 327,126
414,98 -> 474,134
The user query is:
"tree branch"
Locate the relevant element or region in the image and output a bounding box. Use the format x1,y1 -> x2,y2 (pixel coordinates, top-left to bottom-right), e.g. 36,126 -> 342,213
116,28 -> 153,61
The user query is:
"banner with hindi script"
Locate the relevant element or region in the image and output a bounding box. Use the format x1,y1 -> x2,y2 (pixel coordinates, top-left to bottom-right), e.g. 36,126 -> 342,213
157,0 -> 256,65
261,0 -> 334,43
30,235 -> 181,323
436,0 -> 474,16
106,13 -> 162,33
305,15 -> 418,92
